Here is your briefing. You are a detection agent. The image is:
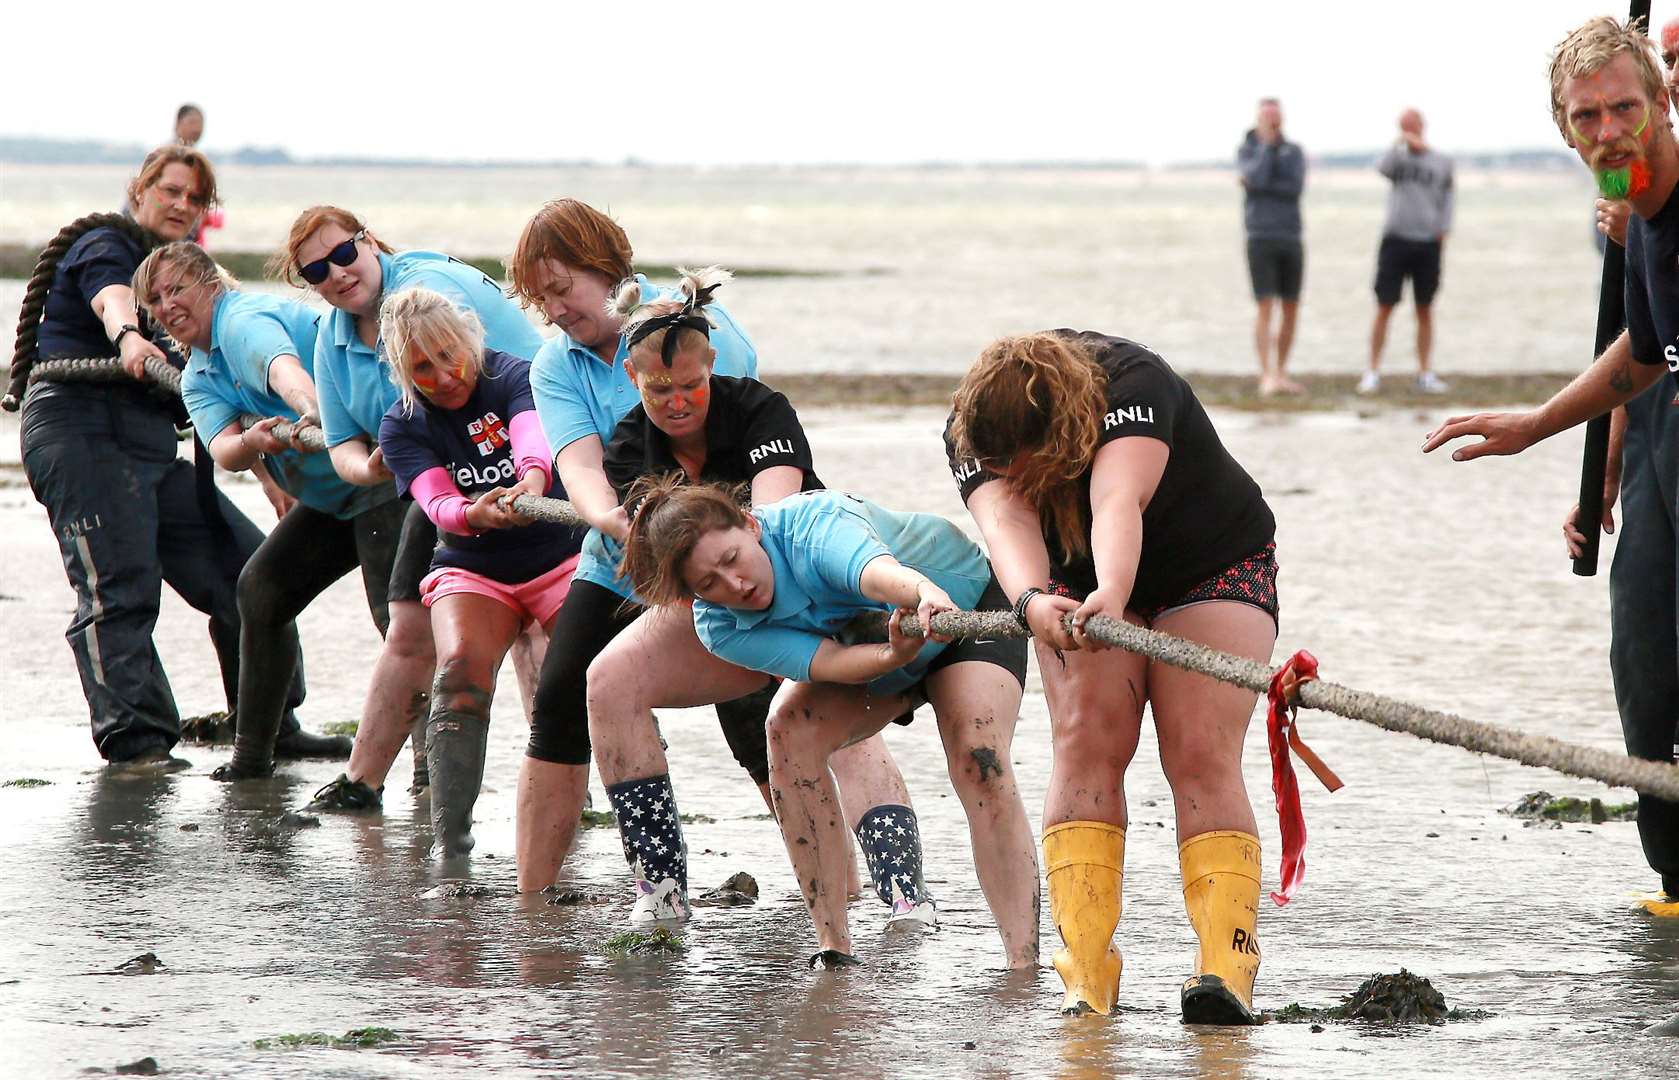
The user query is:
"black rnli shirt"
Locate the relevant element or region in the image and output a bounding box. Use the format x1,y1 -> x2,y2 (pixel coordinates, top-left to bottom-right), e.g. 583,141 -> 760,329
1625,181 -> 1679,389
944,331 -> 1276,611
604,375 -> 823,503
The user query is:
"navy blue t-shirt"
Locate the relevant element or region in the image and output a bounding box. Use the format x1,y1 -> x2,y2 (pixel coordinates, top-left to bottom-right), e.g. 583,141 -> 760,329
1625,183 -> 1679,389
379,349 -> 585,584
37,226 -> 147,361
23,224 -> 188,444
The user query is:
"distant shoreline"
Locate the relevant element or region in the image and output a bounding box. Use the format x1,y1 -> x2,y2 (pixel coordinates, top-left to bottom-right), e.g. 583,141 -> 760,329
0,246 -> 870,284
0,136 -> 1577,172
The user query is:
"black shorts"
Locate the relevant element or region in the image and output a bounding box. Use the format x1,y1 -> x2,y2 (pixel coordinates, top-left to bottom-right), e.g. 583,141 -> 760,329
1246,236 -> 1304,302
1373,234 -> 1442,307
387,500 -> 438,604
893,577 -> 1028,723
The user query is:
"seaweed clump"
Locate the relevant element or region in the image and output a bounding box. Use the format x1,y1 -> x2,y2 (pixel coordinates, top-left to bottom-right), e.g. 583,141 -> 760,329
1503,790 -> 1636,825
1271,970 -> 1489,1026
253,1027 -> 398,1050
605,928 -> 686,956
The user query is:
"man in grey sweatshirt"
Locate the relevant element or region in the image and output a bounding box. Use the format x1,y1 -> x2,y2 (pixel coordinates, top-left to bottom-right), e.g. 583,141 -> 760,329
1362,108 -> 1455,394
1238,98 -> 1308,396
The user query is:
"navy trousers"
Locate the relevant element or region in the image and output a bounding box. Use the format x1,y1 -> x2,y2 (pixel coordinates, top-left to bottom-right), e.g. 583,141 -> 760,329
22,386 -> 305,761
1609,380 -> 1679,888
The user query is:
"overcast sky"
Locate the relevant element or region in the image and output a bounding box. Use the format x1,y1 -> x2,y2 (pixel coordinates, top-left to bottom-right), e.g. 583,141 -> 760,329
3,0 -> 1669,165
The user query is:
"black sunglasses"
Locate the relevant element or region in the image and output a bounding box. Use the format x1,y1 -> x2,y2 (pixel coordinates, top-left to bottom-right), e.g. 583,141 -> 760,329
299,231 -> 366,285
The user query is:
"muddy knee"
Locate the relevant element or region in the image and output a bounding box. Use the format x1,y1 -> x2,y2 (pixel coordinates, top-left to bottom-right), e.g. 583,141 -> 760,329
431,658 -> 493,720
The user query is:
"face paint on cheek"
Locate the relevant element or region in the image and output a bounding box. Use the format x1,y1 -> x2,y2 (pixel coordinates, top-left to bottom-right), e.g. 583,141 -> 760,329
413,369 -> 441,395
690,386 -> 709,408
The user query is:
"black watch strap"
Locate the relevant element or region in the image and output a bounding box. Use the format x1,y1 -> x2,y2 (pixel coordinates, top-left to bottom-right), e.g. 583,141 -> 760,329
1012,587 -> 1045,629
112,324 -> 142,348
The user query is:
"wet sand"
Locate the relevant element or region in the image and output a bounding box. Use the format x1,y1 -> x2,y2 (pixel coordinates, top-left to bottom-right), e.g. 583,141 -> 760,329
2,404 -> 1675,1078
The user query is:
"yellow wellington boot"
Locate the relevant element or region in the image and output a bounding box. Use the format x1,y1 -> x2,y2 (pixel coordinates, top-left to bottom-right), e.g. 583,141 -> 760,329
1179,830 -> 1262,1026
1043,820 -> 1125,1016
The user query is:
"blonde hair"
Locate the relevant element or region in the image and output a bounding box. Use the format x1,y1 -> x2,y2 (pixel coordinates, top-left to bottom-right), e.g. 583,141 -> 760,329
949,331 -> 1107,559
619,474 -> 754,606
1550,16 -> 1666,139
378,288 -> 487,414
131,242 -> 237,350
127,144 -> 219,213
268,205 -> 395,286
508,198 -> 634,309
611,265 -> 732,369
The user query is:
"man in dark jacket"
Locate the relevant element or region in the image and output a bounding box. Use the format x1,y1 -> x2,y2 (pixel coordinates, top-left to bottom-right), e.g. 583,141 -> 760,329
1238,98 -> 1307,397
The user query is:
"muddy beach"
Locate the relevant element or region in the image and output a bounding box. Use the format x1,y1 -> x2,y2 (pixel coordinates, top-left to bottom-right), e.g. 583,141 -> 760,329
2,399 -> 1676,1078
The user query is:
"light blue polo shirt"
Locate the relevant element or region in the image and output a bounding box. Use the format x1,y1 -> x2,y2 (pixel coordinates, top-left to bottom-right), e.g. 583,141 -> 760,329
530,274 -> 758,596
315,250 -> 545,447
182,292 -> 384,519
692,490 -> 992,697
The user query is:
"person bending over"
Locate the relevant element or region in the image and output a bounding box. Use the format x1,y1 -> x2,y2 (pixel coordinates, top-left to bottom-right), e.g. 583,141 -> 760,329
949,329 -> 1279,1021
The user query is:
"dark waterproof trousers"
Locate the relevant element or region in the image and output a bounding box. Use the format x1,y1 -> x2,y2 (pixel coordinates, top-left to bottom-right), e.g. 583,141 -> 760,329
21,384 -> 305,762
1609,380 -> 1679,888
227,497 -> 406,773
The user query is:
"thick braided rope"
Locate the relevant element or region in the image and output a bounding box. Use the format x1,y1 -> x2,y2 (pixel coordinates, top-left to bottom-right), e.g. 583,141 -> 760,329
5,213 -> 158,410
21,358 -> 328,452
880,608 -> 1679,803
499,493 -> 587,528
236,414 -> 327,453
28,355 -> 182,395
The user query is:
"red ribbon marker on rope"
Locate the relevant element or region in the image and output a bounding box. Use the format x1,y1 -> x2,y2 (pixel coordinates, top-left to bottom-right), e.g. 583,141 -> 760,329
1266,649 -> 1344,906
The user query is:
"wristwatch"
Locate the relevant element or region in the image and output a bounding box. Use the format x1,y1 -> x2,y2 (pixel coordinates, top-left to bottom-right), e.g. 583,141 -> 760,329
111,324 -> 142,348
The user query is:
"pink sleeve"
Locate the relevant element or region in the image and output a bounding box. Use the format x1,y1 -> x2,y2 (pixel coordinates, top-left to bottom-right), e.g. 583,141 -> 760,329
510,410 -> 552,486
408,466 -> 477,536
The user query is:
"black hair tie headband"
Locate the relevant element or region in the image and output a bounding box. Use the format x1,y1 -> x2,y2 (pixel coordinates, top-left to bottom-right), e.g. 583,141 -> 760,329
625,284 -> 721,367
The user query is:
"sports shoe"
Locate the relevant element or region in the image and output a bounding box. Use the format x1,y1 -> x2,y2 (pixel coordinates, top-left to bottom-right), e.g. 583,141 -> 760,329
884,898 -> 939,931
305,774 -> 382,813
1415,371 -> 1449,394
628,877 -> 690,928
1355,370 -> 1381,395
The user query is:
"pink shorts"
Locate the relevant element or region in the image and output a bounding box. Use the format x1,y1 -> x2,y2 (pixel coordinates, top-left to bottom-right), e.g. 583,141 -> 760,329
418,554 -> 581,627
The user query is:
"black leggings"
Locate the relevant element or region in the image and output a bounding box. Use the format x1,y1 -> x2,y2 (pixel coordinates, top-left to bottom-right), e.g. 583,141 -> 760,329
227,497 -> 406,771
526,578 -> 772,783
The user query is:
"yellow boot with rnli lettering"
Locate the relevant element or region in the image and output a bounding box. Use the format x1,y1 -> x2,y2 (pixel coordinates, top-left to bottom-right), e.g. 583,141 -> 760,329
1179,830 -> 1263,1025
1043,820 -> 1125,1016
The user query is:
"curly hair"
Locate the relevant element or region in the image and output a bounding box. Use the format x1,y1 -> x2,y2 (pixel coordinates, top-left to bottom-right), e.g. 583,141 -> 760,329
949,331 -> 1106,559
1550,16 -> 1665,140
619,473 -> 754,606
267,205 -> 395,287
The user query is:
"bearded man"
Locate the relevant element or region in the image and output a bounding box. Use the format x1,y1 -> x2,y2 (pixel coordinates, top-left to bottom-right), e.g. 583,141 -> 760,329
1425,15 -> 1679,909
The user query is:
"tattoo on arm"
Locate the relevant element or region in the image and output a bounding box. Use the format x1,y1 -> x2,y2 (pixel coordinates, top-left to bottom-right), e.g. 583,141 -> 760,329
1609,363 -> 1634,394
